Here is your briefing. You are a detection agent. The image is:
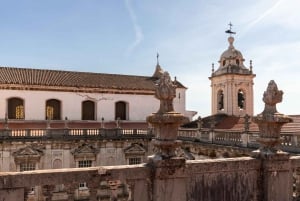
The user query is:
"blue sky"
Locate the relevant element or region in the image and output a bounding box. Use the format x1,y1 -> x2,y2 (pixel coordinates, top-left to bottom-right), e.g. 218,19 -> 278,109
0,0 -> 299,118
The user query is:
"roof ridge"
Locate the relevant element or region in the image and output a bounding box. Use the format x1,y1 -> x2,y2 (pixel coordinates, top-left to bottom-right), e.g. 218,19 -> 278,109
0,66 -> 151,78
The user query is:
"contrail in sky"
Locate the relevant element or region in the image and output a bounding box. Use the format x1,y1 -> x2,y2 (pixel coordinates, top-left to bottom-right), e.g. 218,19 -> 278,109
125,0 -> 143,56
239,0 -> 283,38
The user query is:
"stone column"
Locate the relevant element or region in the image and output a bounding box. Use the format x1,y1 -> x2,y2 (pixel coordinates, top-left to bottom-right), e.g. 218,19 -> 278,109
147,71 -> 188,201
252,80 -> 293,201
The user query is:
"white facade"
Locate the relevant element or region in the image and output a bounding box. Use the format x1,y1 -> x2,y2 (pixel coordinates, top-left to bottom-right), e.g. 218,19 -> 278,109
0,87 -> 192,121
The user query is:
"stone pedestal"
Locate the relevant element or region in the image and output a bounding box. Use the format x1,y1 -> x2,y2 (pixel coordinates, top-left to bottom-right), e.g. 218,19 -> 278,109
148,157 -> 187,201
253,114 -> 292,155
252,80 -> 293,201
260,153 -> 292,201
146,71 -> 189,201
147,112 -> 187,159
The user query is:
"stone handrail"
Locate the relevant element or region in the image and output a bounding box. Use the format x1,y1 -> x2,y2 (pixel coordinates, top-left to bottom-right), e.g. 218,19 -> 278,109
178,128 -> 300,152
0,157 -> 264,201
3,156 -> 300,201
0,164 -> 151,201
1,127 -> 300,153
0,128 -> 153,141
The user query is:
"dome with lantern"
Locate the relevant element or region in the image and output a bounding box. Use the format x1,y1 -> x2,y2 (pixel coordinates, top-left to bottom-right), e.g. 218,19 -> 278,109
211,30 -> 253,77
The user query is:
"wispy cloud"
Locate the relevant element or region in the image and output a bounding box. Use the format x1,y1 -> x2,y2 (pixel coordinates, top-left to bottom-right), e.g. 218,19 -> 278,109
124,0 -> 143,56
239,0 -> 283,37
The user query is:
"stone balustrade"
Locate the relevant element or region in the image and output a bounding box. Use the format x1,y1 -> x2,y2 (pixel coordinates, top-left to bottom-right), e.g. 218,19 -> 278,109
0,128 -> 153,141
1,156 -> 300,200
178,128 -> 300,153
1,127 -> 300,153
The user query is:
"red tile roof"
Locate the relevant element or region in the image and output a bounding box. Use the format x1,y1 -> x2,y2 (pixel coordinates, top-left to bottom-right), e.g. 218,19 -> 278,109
183,114 -> 300,134
215,115 -> 300,134
0,67 -> 185,92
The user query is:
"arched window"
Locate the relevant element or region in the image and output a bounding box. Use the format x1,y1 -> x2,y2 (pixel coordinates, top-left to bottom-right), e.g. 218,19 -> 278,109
82,100 -> 95,120
8,98 -> 25,119
238,89 -> 245,109
115,101 -> 127,120
217,90 -> 224,111
236,59 -> 240,66
46,99 -> 61,120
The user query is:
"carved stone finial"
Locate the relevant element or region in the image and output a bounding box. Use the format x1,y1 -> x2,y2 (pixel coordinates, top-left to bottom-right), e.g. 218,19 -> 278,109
147,71 -> 188,160
252,80 -> 292,156
250,60 -> 253,73
262,80 -> 283,116
155,71 -> 176,114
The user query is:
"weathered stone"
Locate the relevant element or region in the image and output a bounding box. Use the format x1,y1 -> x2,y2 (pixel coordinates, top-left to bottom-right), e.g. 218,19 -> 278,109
147,71 -> 188,160
252,80 -> 292,155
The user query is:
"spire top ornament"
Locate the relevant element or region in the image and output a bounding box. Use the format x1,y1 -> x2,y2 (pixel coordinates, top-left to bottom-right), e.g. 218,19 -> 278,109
225,22 -> 236,36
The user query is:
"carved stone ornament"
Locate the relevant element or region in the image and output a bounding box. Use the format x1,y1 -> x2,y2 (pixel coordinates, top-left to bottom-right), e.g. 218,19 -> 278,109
71,143 -> 98,161
13,146 -> 44,164
155,71 -> 176,114
147,71 -> 188,160
124,143 -> 146,156
252,80 -> 292,155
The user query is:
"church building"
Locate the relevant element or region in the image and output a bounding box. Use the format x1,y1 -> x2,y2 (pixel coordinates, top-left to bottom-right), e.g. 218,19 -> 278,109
0,59 -> 196,129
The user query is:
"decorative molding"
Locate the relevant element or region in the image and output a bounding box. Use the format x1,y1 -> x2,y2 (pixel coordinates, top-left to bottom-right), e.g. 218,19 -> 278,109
124,143 -> 146,156
71,143 -> 98,161
13,146 -> 44,164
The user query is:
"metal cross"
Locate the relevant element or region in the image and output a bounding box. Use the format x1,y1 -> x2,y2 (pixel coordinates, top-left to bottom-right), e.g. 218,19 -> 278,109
225,22 -> 236,35
228,22 -> 233,31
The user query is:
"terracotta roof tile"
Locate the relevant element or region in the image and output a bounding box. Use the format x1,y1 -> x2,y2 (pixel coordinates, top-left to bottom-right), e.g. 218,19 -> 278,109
0,67 -> 185,92
183,114 -> 300,134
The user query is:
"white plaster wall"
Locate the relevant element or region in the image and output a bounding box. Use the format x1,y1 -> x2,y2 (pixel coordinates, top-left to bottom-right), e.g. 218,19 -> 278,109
0,88 -> 190,121
174,88 -> 186,114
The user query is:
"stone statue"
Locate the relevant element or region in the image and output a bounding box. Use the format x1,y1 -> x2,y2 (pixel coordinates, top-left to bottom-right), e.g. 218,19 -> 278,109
155,71 -> 176,113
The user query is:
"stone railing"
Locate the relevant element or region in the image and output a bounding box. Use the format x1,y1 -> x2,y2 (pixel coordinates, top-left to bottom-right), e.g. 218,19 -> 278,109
178,128 -> 300,153
0,128 -> 153,141
1,156 -> 300,201
2,127 -> 300,153
0,164 -> 151,201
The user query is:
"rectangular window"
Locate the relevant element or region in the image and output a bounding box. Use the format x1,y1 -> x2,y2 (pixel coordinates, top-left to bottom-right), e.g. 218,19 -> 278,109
129,157 -> 141,165
78,160 -> 92,168
20,163 -> 35,172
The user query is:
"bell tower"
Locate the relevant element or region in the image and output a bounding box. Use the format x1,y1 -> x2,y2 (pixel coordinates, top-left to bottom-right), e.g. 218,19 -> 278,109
209,24 -> 256,116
